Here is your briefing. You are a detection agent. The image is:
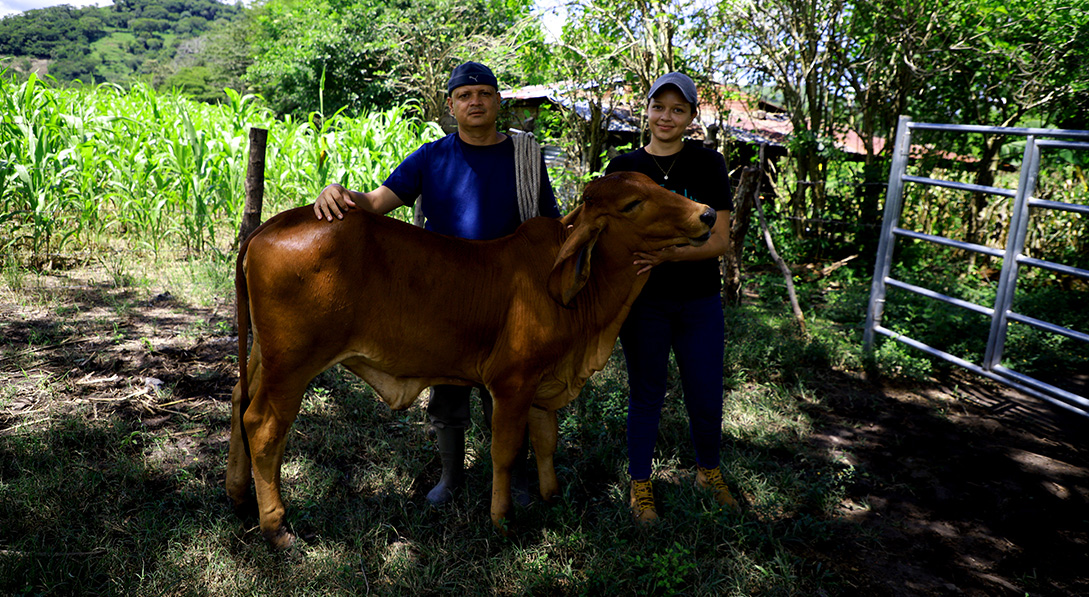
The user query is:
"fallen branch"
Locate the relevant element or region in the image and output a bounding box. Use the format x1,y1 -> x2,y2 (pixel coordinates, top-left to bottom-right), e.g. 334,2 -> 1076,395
0,417 -> 51,436
75,373 -> 121,386
752,179 -> 807,335
821,254 -> 859,278
85,395 -> 132,403
0,336 -> 98,364
0,547 -> 106,557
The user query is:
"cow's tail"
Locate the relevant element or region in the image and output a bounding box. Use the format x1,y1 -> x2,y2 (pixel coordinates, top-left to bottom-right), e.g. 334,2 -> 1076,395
236,235 -> 253,460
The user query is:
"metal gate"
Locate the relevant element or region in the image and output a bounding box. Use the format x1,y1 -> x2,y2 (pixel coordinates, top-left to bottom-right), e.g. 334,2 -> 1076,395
863,116 -> 1089,417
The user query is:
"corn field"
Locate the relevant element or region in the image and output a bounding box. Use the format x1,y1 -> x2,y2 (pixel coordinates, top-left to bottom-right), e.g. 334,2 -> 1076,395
0,73 -> 444,262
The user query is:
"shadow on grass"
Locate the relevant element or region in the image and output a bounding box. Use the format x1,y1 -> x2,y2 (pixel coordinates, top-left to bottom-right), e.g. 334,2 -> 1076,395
3,272 -> 1087,596
724,302 -> 1089,597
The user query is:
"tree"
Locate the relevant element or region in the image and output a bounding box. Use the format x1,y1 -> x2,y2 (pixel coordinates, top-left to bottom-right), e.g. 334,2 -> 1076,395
523,0 -> 695,182
907,0 -> 1089,247
242,0 -> 533,119
381,0 -> 532,121
720,0 -> 850,238
837,0 -> 954,252
542,1 -> 634,173
200,18 -> 256,97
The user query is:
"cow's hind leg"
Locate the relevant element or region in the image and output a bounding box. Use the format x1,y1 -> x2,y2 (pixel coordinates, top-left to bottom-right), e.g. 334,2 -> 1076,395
226,341 -> 263,512
528,407 -> 560,502
243,371 -> 311,550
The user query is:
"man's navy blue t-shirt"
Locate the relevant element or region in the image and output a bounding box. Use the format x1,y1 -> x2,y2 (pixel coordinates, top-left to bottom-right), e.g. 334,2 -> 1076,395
383,133 -> 560,240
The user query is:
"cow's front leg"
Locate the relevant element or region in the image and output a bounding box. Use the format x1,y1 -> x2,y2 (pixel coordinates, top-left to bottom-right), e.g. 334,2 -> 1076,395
488,393 -> 531,534
527,407 -> 559,502
243,381 -> 305,550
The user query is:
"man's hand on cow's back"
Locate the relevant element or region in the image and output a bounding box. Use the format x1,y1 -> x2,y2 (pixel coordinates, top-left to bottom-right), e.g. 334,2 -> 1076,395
315,184 -> 358,221
315,184 -> 361,221
315,184 -> 405,220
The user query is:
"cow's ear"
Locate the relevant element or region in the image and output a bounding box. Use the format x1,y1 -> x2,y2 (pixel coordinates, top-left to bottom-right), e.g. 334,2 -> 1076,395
548,218 -> 603,307
559,204 -> 583,226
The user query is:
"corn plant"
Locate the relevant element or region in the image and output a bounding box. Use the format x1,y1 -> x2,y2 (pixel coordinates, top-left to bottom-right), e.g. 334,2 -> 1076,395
0,73 -> 444,262
1,74 -> 82,259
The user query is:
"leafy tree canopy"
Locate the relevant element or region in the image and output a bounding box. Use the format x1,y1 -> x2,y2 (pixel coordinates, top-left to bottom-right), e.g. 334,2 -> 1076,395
242,0 -> 534,118
0,0 -> 242,86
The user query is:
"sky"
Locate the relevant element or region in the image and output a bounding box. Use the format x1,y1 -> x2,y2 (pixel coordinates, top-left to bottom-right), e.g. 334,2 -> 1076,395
0,0 -> 111,18
534,0 -> 565,42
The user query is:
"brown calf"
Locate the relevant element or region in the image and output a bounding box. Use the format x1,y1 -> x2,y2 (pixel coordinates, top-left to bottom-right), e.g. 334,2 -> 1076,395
226,172 -> 716,549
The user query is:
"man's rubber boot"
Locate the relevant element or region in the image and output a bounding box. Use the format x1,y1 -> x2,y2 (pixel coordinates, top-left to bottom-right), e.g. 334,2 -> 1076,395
426,426 -> 465,505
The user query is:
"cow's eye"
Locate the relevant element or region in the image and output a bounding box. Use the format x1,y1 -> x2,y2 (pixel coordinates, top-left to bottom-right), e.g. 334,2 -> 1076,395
621,199 -> 643,213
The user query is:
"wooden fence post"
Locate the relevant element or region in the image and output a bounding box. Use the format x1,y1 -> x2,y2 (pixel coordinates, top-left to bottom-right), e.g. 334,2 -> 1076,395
723,166 -> 758,304
722,144 -> 806,334
237,127 -> 268,248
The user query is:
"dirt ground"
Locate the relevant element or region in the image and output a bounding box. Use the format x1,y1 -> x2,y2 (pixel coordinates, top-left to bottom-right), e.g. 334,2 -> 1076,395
1,268 -> 1087,596
800,369 -> 1089,596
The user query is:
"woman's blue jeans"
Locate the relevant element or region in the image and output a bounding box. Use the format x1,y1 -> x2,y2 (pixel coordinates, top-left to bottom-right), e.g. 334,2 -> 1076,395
619,293 -> 725,480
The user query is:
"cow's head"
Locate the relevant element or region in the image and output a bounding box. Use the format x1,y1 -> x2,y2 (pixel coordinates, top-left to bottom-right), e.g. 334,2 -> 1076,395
548,171 -> 716,306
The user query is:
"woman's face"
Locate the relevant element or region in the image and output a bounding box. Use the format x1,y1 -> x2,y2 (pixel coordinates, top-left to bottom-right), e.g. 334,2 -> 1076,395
647,88 -> 695,145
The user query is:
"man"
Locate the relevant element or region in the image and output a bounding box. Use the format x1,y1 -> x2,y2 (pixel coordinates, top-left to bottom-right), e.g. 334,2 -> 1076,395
314,61 -> 560,504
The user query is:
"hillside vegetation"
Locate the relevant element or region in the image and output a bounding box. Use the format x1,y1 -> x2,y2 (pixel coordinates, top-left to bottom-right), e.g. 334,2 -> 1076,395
0,0 -> 242,98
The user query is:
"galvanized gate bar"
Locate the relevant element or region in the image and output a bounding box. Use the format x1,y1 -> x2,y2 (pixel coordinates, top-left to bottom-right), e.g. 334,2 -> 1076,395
893,228 -> 1005,258
1005,312 -> 1089,344
901,175 -> 1018,198
1016,256 -> 1089,279
981,134 -> 1037,371
871,324 -> 1089,417
1034,139 -> 1089,149
991,366 -> 1089,409
864,116 -> 1089,418
862,116 -> 913,350
884,278 -> 995,317
907,122 -> 1089,140
1029,199 -> 1089,216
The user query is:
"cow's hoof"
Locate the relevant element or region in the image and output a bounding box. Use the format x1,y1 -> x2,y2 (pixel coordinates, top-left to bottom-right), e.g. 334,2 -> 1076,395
490,514 -> 514,537
538,487 -> 560,504
264,526 -> 296,551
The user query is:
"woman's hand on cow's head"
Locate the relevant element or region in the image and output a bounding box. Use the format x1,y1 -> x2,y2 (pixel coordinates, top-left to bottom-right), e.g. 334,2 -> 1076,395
632,248 -> 673,275
314,184 -> 357,221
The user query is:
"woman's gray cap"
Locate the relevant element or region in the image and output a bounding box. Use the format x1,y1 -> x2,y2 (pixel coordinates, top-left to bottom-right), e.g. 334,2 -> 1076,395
647,72 -> 698,106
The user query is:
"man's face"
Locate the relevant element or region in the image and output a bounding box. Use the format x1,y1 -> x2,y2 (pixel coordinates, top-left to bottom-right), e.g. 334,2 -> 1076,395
447,84 -> 501,129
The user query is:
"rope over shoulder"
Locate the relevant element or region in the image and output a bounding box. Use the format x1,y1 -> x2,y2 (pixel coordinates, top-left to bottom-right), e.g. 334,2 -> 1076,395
511,131 -> 542,223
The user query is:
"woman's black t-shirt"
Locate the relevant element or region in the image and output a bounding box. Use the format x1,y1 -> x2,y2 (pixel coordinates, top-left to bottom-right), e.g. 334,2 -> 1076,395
604,141 -> 733,300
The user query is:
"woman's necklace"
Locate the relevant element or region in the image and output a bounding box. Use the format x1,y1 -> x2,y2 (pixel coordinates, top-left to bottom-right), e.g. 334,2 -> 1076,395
649,150 -> 680,181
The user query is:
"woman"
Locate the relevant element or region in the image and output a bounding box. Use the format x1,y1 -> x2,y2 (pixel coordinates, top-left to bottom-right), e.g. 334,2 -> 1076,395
605,72 -> 737,523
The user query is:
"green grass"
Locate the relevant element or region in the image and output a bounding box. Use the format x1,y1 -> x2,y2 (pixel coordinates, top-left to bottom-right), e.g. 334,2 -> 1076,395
2,244 -> 1085,594
0,244 -> 1083,596
0,250 -> 884,596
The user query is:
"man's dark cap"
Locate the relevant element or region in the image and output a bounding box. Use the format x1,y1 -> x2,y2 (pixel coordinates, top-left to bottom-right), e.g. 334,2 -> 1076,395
647,72 -> 699,107
447,61 -> 498,95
